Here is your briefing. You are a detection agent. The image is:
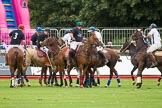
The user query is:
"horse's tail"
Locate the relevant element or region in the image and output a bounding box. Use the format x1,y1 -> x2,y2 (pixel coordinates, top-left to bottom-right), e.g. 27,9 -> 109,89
14,51 -> 18,68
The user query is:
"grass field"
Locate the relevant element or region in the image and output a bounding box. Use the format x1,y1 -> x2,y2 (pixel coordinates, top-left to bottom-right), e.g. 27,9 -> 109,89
0,78 -> 162,108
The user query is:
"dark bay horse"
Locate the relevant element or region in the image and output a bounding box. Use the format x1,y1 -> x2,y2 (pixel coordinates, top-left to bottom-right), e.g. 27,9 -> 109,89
120,40 -> 137,85
132,29 -> 162,88
7,47 -> 29,87
88,46 -> 122,87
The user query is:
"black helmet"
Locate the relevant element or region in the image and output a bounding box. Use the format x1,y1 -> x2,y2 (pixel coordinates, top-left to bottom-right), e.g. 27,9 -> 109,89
44,27 -> 50,33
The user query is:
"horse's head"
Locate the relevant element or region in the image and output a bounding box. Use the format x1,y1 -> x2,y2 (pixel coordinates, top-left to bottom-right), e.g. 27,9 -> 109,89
132,29 -> 143,41
88,35 -> 103,47
42,37 -> 58,47
120,38 -> 136,53
56,36 -> 65,46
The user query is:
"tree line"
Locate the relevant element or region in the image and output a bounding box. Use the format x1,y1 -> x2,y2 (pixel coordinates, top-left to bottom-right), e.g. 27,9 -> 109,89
29,0 -> 162,28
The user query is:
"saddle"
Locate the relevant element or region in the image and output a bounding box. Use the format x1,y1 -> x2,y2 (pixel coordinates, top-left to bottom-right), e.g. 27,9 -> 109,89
37,50 -> 46,57
37,49 -> 51,66
155,51 -> 162,56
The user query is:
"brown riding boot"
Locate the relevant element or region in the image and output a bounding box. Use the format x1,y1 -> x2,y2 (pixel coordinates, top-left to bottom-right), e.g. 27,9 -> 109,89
148,52 -> 157,68
98,50 -> 108,64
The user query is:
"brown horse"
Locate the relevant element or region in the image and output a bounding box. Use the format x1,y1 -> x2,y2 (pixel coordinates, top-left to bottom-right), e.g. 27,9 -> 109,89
67,35 -> 103,87
132,29 -> 162,88
7,47 -> 27,87
88,45 -> 122,87
120,39 -> 137,85
41,37 -> 69,87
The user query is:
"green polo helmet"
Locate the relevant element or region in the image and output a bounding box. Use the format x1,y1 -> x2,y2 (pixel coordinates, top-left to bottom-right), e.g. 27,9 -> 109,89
76,22 -> 83,26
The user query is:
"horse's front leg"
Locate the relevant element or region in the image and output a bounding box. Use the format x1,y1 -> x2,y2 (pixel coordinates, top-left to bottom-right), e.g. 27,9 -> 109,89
90,68 -> 98,87
39,67 -> 45,86
84,67 -> 90,88
136,64 -> 144,89
111,67 -> 121,87
105,69 -> 113,87
23,73 -> 31,87
63,68 -> 68,87
67,64 -> 73,87
131,66 -> 137,85
47,67 -> 52,86
79,65 -> 84,88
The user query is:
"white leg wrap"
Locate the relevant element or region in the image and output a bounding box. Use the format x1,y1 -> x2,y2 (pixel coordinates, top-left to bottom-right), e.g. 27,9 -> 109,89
96,69 -> 100,77
16,78 -> 19,86
11,77 -> 14,86
137,77 -> 141,83
27,82 -> 31,86
77,71 -> 80,78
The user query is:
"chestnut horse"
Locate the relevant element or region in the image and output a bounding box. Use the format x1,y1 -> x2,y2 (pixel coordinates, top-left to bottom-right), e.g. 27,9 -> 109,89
7,47 -> 28,87
132,29 -> 162,88
41,37 -> 69,87
120,39 -> 137,85
67,35 -> 103,87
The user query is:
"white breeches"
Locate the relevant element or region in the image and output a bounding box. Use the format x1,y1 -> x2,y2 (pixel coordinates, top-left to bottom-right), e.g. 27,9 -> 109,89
40,46 -> 49,54
70,41 -> 82,50
147,43 -> 161,53
6,45 -> 25,53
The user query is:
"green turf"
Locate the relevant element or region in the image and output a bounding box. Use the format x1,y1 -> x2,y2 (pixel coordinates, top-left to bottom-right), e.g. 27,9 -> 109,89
0,79 -> 162,108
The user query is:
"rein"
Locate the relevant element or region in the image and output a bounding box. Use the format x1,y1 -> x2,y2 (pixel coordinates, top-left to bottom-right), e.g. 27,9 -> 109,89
59,43 -> 66,50
120,41 -> 134,53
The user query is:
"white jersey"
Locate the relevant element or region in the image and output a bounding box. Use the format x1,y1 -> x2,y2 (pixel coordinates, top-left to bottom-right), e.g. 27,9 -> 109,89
62,33 -> 71,46
95,31 -> 103,43
148,28 -> 161,44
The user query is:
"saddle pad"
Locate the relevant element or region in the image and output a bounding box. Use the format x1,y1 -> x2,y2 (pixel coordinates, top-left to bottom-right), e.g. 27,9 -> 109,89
155,51 -> 162,56
37,50 -> 46,57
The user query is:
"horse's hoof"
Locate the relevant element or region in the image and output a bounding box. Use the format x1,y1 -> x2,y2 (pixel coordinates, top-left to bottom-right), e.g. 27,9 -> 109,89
104,85 -> 108,88
136,83 -> 142,89
20,84 -> 24,87
97,84 -> 100,87
59,84 -> 63,87
92,83 -> 98,86
10,85 -> 14,88
80,85 -> 84,88
132,81 -> 136,86
27,85 -> 31,87
75,84 -> 79,87
118,84 -> 121,87
65,86 -> 68,88
47,84 -> 51,87
54,83 -> 59,86
157,82 -> 160,86
69,84 -> 73,87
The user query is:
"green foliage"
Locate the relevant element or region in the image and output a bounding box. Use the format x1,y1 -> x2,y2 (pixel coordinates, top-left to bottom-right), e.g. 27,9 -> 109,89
29,0 -> 162,28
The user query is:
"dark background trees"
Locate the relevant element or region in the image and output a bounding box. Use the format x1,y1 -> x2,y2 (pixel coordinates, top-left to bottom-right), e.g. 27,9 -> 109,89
28,0 -> 162,28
